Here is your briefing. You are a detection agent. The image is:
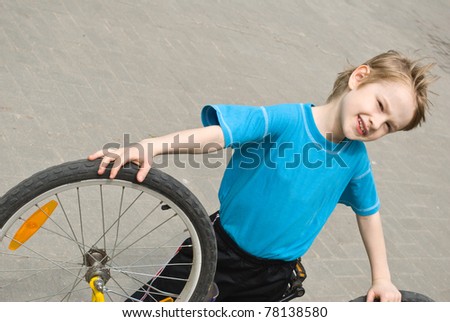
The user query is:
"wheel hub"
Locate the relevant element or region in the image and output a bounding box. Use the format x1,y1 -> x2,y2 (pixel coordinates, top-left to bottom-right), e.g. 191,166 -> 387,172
84,248 -> 111,284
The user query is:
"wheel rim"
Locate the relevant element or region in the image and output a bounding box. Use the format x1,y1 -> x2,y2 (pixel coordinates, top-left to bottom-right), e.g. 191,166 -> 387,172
0,179 -> 203,302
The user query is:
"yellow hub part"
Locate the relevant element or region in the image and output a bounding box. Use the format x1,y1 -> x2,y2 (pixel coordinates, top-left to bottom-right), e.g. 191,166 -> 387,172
89,276 -> 105,302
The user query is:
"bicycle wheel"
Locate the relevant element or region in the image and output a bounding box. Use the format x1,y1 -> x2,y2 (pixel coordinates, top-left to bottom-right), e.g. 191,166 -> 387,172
0,159 -> 217,302
350,290 -> 434,302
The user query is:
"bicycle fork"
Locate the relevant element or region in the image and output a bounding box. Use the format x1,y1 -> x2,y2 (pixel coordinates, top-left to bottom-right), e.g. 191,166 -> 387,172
89,276 -> 106,302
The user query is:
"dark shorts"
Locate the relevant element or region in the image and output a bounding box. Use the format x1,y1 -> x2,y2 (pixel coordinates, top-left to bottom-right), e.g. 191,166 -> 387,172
129,212 -> 297,302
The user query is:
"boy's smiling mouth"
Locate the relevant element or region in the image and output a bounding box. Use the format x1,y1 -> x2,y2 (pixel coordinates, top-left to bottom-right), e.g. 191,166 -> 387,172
357,115 -> 368,136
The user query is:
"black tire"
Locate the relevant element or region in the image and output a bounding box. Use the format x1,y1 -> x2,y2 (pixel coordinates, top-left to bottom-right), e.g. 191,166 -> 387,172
0,159 -> 217,302
350,290 -> 434,302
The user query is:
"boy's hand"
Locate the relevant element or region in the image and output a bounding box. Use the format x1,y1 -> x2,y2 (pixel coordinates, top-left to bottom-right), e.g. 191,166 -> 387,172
88,139 -> 153,183
366,279 -> 402,302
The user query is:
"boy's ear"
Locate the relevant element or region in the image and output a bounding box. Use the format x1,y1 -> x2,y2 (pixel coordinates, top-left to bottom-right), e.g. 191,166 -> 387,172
348,65 -> 371,90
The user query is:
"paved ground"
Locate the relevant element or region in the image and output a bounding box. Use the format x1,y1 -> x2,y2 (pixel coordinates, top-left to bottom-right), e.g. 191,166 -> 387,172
0,0 -> 449,301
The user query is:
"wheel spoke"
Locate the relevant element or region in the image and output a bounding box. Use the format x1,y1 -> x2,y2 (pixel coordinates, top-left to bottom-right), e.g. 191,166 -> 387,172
56,193 -> 84,256
76,187 -> 86,255
108,213 -> 178,262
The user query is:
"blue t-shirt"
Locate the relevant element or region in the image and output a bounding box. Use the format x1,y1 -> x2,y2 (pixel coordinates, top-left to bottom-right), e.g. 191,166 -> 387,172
201,103 -> 379,261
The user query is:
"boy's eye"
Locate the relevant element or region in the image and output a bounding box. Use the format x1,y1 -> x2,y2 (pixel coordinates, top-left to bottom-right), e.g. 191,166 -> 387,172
378,100 -> 384,111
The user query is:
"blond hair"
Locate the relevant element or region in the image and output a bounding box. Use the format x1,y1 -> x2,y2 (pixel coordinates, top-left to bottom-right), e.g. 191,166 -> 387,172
327,50 -> 437,131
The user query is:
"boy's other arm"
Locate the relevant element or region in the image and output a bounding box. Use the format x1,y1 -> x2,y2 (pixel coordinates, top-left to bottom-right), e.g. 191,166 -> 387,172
88,125 -> 225,182
356,211 -> 402,302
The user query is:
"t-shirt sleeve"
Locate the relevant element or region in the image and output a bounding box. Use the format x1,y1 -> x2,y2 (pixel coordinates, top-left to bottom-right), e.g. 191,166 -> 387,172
201,104 -> 298,148
339,161 -> 380,216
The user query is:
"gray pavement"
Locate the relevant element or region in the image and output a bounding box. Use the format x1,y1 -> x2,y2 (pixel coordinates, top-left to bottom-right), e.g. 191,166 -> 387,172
0,0 -> 449,301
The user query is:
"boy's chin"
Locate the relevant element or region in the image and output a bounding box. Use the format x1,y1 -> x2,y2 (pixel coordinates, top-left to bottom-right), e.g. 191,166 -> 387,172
343,129 -> 360,141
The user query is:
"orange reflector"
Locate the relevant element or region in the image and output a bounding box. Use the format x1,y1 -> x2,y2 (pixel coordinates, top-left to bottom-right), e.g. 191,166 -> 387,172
8,200 -> 58,251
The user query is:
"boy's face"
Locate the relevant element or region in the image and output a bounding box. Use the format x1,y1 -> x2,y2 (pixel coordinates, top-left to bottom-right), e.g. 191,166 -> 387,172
340,74 -> 416,142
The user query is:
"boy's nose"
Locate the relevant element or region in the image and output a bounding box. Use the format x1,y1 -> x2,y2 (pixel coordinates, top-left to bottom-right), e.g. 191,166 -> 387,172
369,113 -> 386,131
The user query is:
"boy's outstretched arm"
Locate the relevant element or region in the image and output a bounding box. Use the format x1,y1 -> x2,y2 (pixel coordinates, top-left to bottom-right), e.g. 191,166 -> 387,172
88,125 -> 225,182
356,211 -> 402,302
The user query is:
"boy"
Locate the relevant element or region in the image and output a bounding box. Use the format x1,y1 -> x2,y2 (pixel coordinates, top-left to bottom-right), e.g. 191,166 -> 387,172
89,50 -> 435,302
